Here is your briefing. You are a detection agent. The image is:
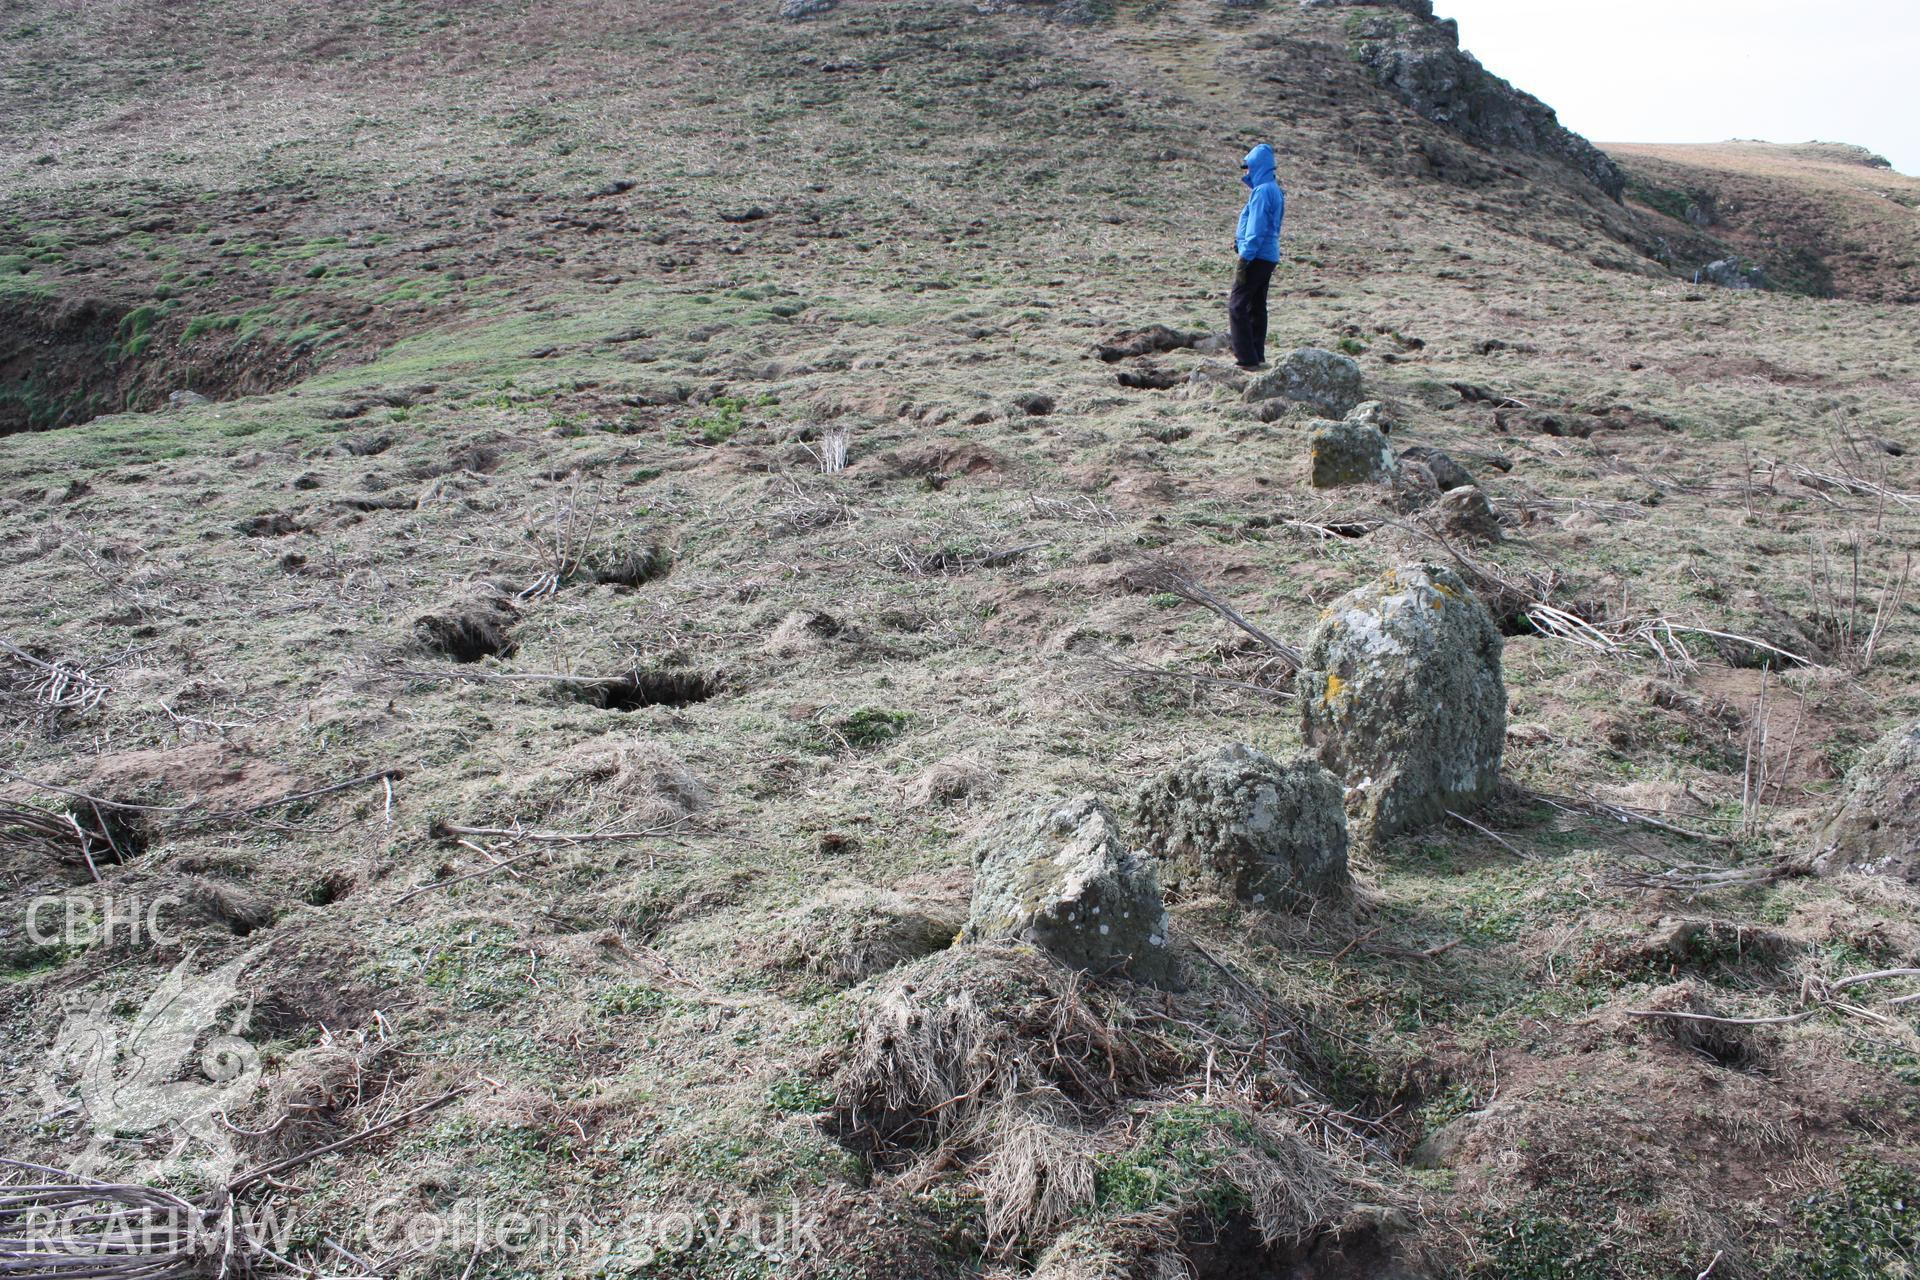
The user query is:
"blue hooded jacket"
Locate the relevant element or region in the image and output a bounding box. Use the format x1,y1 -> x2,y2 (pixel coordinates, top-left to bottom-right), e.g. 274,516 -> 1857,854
1236,144 -> 1285,264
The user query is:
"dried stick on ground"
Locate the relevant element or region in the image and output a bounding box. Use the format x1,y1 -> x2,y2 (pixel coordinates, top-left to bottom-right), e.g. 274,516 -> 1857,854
1629,967 -> 1920,1030
1612,861 -> 1779,895
0,640 -> 111,716
0,768 -> 404,847
0,1160 -> 221,1280
226,1085 -> 472,1193
1092,656 -> 1295,704
1534,791 -> 1738,846
0,801 -> 91,864
1123,560 -> 1305,671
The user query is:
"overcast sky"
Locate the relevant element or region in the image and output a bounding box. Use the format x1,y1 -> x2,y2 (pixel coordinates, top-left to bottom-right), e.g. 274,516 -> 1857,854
1434,0 -> 1920,176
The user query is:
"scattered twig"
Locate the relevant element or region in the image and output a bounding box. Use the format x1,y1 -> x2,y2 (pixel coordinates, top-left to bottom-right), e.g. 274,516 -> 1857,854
431,818 -> 689,845
1446,809 -> 1532,859
1122,559 -> 1304,671
0,640 -> 111,716
227,1086 -> 472,1193
1028,493 -> 1119,526
1624,1008 -> 1815,1028
1534,791 -> 1737,845
1093,656 -> 1293,703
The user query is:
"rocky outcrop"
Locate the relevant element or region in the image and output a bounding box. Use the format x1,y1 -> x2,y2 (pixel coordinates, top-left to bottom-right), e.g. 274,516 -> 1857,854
1341,5 -> 1625,200
1702,257 -> 1767,290
1302,0 -> 1433,15
1803,720 -> 1920,882
963,795 -> 1174,983
1245,348 -> 1364,418
1309,418 -> 1395,488
1300,564 -> 1506,842
777,0 -> 836,15
1132,745 -> 1350,909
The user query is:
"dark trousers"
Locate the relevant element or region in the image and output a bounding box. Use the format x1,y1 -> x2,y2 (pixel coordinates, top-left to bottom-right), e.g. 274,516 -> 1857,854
1228,257 -> 1275,366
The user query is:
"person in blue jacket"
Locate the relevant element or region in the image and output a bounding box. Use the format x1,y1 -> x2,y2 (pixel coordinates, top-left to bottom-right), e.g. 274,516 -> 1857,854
1230,143 -> 1286,370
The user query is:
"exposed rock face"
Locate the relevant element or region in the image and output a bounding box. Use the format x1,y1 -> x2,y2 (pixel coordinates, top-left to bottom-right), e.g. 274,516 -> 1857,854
1309,419 -> 1395,487
1804,720 -> 1920,882
1432,484 -> 1502,542
1342,6 -> 1625,200
1132,745 -> 1350,909
1702,257 -> 1767,290
777,0 -> 836,16
1302,0 -> 1433,14
1300,564 -> 1506,842
963,795 -> 1174,983
1245,348 -> 1364,417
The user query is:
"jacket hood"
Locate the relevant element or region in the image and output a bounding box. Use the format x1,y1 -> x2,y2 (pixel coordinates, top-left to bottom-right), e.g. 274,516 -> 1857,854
1241,143 -> 1276,189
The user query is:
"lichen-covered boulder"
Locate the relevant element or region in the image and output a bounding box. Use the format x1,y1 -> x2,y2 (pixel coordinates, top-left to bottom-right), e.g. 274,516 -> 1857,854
1245,348 -> 1364,417
1132,745 -> 1350,909
1433,484 -> 1503,542
963,795 -> 1174,983
1300,564 -> 1506,842
1804,721 -> 1920,881
1309,419 -> 1396,488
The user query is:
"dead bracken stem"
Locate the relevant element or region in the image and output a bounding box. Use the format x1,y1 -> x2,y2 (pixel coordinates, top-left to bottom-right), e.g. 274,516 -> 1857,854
512,480 -> 604,600
1123,559 -> 1305,671
1628,968 -> 1920,1029
819,423 -> 850,473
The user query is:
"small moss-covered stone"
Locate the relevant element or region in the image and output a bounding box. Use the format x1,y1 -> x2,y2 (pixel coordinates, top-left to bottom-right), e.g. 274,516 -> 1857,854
963,795 -> 1174,984
1309,419 -> 1396,488
1433,484 -> 1502,542
1132,744 -> 1349,909
1300,564 -> 1506,843
1398,445 -> 1473,490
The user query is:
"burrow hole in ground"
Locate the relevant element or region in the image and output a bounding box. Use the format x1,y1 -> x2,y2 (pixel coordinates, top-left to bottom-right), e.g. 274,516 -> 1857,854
70,802 -> 150,864
415,610 -> 518,664
566,668 -> 720,711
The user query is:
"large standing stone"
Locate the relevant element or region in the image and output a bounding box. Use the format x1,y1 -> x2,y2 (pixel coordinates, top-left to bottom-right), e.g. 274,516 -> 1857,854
1132,745 -> 1350,909
1804,720 -> 1920,882
1309,419 -> 1395,488
1245,348 -> 1364,417
1300,564 -> 1506,842
962,795 -> 1174,983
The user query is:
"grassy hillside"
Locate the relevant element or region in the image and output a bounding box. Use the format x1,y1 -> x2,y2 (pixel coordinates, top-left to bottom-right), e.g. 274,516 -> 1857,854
2,2 -> 1918,1278
1610,140 -> 1920,302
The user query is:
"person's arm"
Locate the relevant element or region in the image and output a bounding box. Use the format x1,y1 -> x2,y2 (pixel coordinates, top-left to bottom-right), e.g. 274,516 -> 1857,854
1250,187 -> 1281,251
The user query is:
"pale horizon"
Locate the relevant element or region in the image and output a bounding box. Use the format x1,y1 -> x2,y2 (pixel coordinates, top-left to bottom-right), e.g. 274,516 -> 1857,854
1434,0 -> 1920,177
